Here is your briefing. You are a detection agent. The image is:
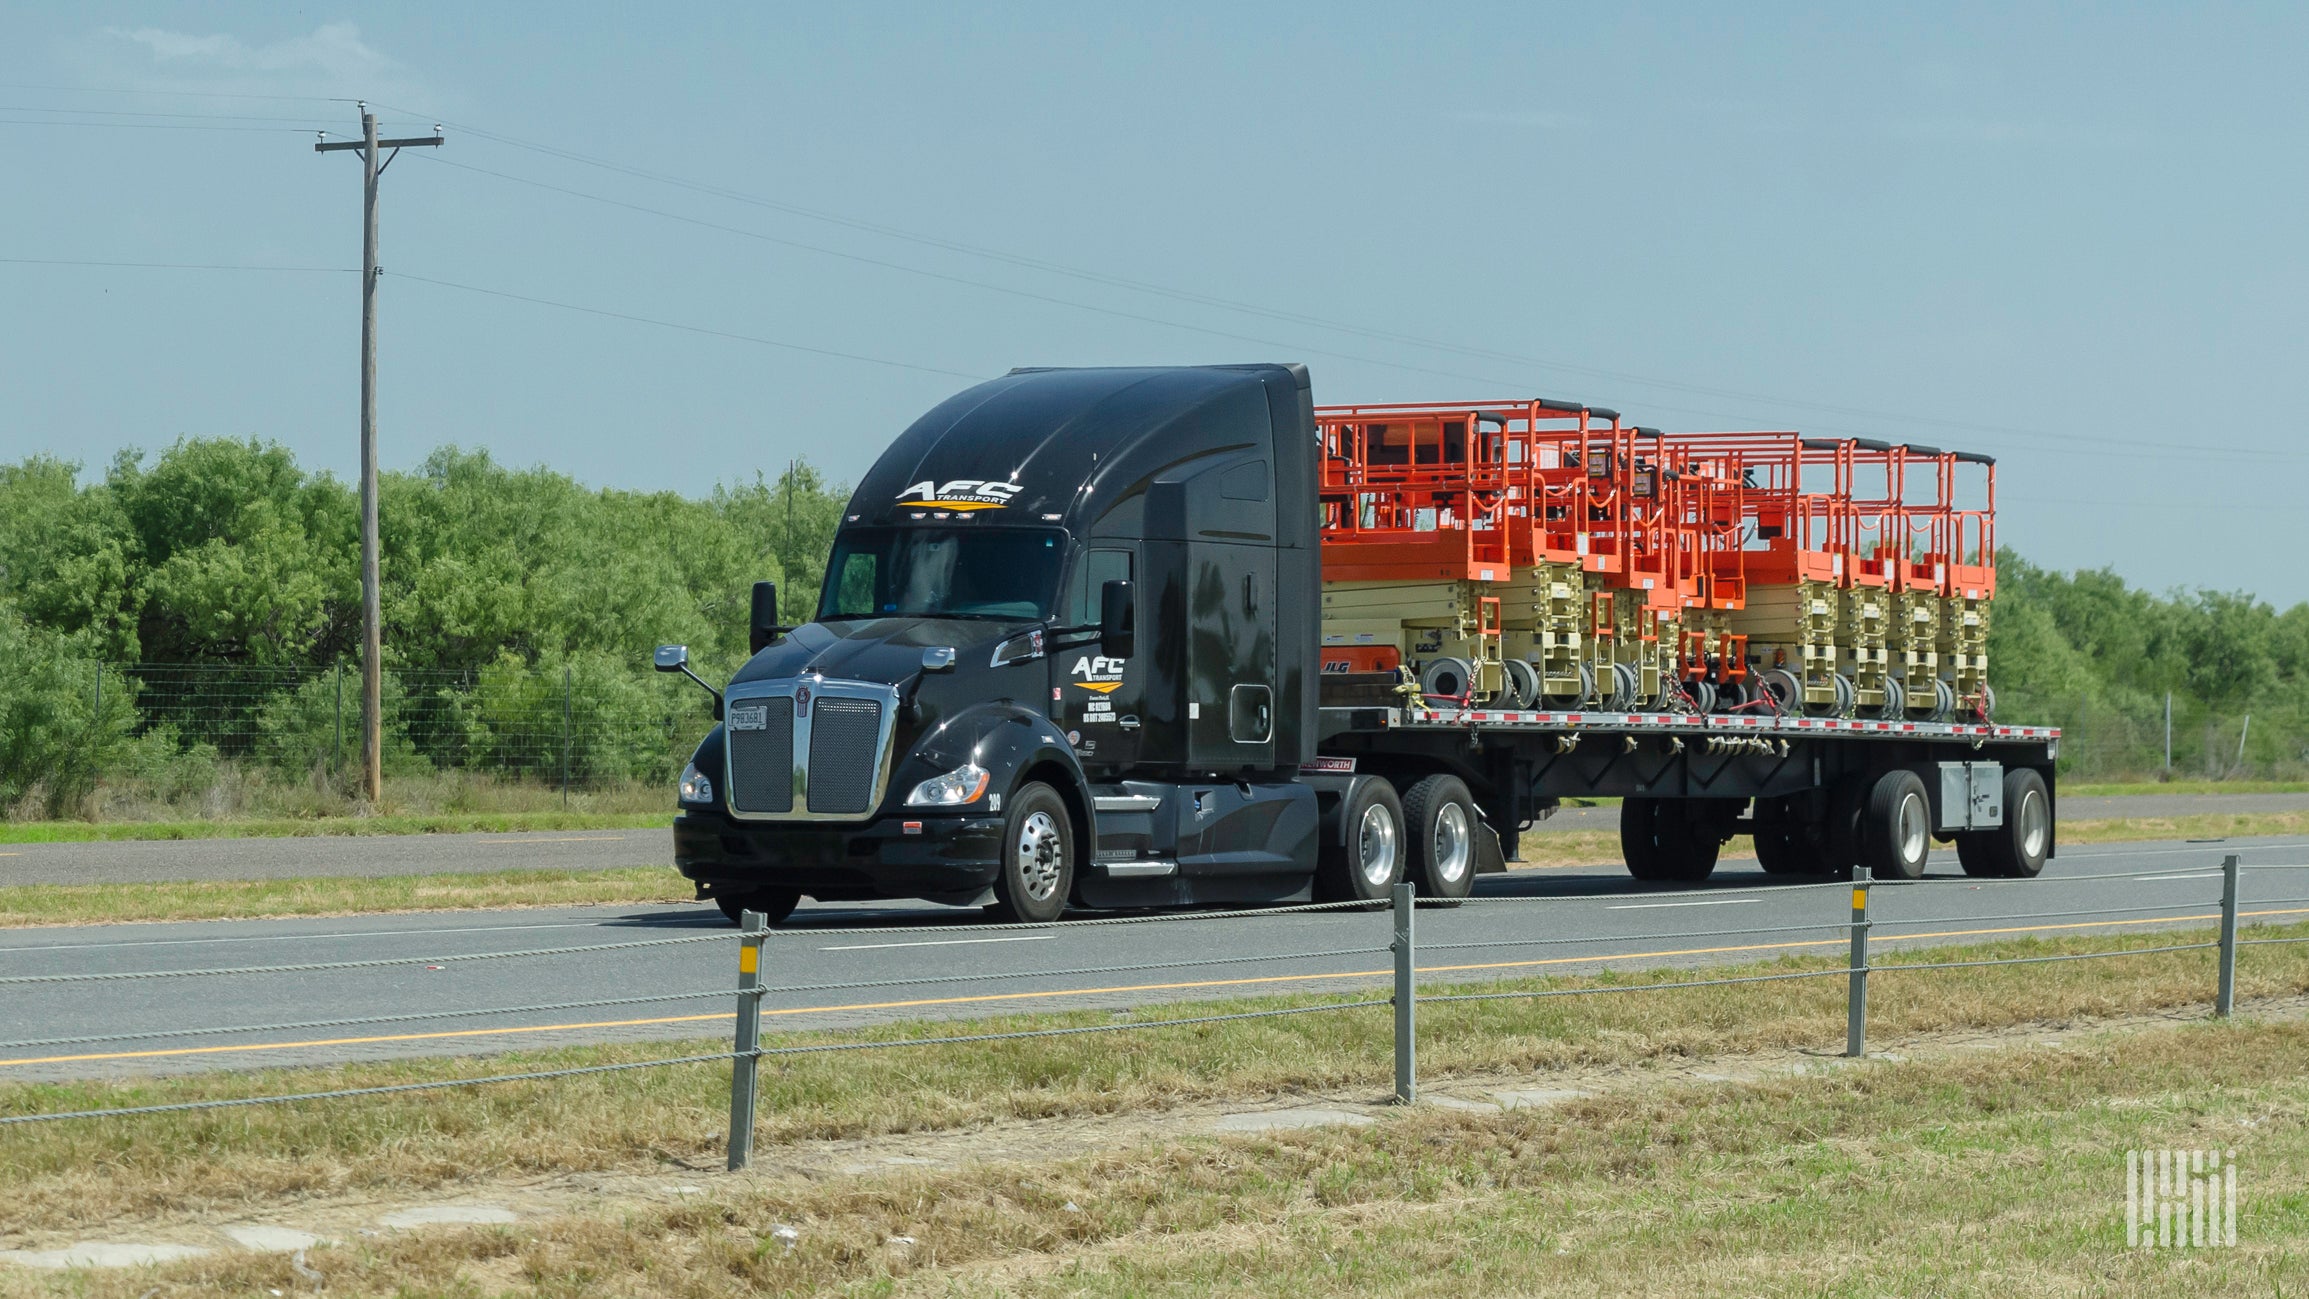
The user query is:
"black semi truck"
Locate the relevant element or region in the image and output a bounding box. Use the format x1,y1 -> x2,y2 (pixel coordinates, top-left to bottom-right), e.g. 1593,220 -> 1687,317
657,364 -> 2058,924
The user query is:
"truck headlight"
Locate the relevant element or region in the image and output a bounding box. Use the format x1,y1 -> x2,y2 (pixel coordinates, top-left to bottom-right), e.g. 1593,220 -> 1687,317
905,761 -> 989,807
678,762 -> 714,805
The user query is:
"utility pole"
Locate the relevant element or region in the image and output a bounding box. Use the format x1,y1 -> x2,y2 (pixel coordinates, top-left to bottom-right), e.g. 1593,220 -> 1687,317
316,105 -> 443,802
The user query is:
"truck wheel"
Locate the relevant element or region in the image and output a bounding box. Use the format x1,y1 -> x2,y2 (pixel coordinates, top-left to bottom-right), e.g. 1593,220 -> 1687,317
1620,797 -> 1722,883
715,890 -> 800,926
1860,769 -> 1932,881
1750,798 -> 1834,875
1316,778 -> 1406,902
1402,774 -> 1478,903
1955,767 -> 2050,879
988,782 -> 1075,923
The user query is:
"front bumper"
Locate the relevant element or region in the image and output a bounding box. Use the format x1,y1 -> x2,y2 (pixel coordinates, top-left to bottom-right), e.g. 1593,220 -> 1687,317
672,808 -> 1007,904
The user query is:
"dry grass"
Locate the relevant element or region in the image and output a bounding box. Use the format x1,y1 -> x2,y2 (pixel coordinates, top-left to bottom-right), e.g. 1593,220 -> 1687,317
15,764 -> 671,835
6,1011 -> 2305,1296
0,867 -> 686,928
0,810 -> 668,846
2,920 -> 2303,1246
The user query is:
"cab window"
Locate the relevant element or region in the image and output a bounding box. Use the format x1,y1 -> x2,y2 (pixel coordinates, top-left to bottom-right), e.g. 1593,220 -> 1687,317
1070,548 -> 1132,623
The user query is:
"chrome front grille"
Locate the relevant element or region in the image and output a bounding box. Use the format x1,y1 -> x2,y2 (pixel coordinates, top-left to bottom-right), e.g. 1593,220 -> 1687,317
805,697 -> 883,815
725,698 -> 795,815
721,677 -> 898,821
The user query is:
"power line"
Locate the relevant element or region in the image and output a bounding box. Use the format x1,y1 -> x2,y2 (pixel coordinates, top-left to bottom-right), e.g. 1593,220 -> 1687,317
0,256 -> 353,272
0,105 -> 346,125
375,105 -> 2293,460
0,117 -> 324,134
388,271 -> 989,381
407,153 -> 2292,462
0,82 -> 357,103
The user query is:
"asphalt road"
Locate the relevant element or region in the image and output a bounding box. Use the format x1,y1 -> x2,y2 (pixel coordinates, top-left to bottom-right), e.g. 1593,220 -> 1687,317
5,834 -> 2305,1084
2,792 -> 2302,887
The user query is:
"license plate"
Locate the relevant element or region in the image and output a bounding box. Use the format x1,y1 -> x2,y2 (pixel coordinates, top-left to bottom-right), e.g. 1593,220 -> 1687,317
728,704 -> 768,731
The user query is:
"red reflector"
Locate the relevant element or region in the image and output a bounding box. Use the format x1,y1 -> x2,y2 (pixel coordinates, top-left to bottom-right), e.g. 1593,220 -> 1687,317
902,821 -> 923,834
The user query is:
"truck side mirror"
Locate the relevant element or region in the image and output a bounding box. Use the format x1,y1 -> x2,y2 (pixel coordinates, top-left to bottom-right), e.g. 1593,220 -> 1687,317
654,644 -> 724,719
749,580 -> 782,654
1099,579 -> 1135,661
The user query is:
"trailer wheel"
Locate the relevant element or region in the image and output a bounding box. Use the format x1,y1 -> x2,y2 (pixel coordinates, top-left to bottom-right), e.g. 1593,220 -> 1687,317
988,782 -> 1075,923
715,890 -> 800,927
1316,778 -> 1406,902
1402,775 -> 1478,903
1620,797 -> 1723,882
1750,798 -> 1835,875
1861,769 -> 1932,881
1956,767 -> 2050,879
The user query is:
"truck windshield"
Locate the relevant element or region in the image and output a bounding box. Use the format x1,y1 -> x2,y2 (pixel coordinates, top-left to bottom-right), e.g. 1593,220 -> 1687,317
817,527 -> 1066,622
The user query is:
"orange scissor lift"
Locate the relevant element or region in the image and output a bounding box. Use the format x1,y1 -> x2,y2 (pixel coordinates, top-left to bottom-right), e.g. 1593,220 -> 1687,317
1315,400 -> 1998,719
1317,400 -> 1717,711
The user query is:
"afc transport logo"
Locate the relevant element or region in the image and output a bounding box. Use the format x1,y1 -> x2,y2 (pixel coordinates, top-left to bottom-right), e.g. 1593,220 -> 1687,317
1071,654 -> 1126,724
895,478 -> 1022,512
1070,655 -> 1126,694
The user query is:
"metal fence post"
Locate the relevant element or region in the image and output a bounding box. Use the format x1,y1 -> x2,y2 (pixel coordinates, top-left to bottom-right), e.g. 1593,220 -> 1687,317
561,663 -> 573,809
2217,853 -> 2240,1018
1392,881 -> 1415,1105
1846,863 -> 1871,1058
333,663 -> 345,773
726,910 -> 766,1171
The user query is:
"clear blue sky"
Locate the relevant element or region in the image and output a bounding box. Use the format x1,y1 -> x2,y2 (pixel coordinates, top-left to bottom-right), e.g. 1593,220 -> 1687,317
2,4 -> 2302,602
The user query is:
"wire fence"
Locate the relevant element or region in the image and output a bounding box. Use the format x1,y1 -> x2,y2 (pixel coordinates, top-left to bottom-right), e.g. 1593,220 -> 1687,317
82,659 -> 716,792
3,855 -> 2302,1172
2023,692 -> 2309,781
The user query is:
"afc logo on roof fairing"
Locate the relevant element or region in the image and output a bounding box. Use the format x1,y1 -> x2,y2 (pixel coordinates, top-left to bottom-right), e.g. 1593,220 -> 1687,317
896,479 -> 1021,512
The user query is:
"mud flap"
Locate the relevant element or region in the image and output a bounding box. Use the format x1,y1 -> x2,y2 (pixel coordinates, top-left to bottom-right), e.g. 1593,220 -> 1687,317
1474,821 -> 1509,874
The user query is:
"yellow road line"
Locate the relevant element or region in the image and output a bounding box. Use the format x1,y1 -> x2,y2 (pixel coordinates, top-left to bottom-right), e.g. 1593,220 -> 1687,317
5,908 -> 2301,1070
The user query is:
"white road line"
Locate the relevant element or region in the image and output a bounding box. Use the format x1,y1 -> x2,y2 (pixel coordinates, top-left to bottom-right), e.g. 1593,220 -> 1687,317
2136,872 -> 2221,882
822,935 -> 1056,952
1604,898 -> 1761,910
0,915 -> 703,955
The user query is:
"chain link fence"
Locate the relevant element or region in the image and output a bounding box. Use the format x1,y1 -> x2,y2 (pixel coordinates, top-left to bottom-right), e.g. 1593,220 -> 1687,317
81,660 -> 718,797
2018,693 -> 2307,782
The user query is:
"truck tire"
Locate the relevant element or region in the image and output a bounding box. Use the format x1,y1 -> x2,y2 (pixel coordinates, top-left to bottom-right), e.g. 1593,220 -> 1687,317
1955,767 -> 2050,879
1750,798 -> 1834,875
1402,774 -> 1478,903
1620,797 -> 1722,883
715,890 -> 800,927
1860,769 -> 1932,881
1316,778 -> 1406,903
988,782 -> 1075,923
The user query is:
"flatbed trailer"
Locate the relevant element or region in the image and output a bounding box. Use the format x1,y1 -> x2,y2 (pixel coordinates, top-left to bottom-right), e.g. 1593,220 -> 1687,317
1314,704 -> 2059,883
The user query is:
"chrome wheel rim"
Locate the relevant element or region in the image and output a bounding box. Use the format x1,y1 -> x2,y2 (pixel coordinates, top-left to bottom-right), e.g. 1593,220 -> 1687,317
2018,788 -> 2048,859
1357,802 -> 1399,889
1897,791 -> 1929,867
1432,802 -> 1472,884
1014,809 -> 1065,903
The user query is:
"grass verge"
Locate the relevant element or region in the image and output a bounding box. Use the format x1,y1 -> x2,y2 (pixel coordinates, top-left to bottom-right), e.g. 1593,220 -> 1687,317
30,1016 -> 2305,1297
0,868 -> 686,927
0,811 -> 670,845
2,920 -> 2303,1242
2065,778 -> 2309,797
